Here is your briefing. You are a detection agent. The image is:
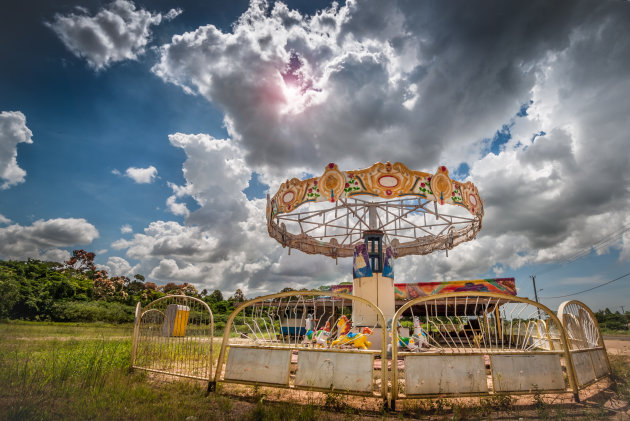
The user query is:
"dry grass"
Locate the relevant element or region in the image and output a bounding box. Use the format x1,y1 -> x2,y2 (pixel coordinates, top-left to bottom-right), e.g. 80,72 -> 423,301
1,321 -> 629,420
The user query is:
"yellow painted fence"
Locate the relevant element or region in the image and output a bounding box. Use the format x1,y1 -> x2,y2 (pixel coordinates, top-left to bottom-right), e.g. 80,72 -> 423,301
131,292 -> 611,408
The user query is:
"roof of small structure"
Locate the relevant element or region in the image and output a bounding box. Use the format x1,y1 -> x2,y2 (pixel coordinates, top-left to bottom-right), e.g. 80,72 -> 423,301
253,279 -> 517,317
329,278 -> 516,301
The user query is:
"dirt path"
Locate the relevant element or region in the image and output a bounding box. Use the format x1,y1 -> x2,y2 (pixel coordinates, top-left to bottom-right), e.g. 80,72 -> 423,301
605,338 -> 630,355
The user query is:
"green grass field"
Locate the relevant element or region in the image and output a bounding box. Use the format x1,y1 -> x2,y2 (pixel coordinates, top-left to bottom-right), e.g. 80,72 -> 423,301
1,321 -> 629,420
0,321 -> 345,420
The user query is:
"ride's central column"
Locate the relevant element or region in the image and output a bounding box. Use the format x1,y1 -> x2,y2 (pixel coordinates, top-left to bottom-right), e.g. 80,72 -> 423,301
352,226 -> 395,350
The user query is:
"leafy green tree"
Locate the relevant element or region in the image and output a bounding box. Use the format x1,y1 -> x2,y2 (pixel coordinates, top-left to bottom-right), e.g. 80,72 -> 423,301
230,288 -> 246,303
127,280 -> 146,296
212,300 -> 234,315
0,276 -> 19,318
595,308 -> 629,331
209,289 -> 223,302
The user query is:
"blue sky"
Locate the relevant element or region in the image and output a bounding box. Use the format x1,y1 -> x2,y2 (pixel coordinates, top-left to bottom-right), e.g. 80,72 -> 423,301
1,0 -> 629,312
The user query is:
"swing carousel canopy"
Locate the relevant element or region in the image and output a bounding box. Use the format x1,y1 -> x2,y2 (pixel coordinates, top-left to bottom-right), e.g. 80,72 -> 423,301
267,162 -> 484,259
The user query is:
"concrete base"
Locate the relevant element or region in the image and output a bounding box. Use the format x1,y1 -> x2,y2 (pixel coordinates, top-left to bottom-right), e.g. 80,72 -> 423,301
353,273 -> 396,325
367,327 -> 384,351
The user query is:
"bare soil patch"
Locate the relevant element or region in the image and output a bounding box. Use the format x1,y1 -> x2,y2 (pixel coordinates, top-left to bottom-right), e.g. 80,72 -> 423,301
606,339 -> 630,356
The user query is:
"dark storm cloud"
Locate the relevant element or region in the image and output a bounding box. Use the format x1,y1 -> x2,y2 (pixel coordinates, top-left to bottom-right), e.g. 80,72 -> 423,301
152,0 -> 602,176
111,0 -> 630,292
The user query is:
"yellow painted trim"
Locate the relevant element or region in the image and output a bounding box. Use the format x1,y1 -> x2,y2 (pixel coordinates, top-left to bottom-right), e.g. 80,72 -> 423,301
219,379 -> 380,397
398,350 -> 564,356
399,388 -> 569,399
133,366 -> 212,382
228,344 -> 380,355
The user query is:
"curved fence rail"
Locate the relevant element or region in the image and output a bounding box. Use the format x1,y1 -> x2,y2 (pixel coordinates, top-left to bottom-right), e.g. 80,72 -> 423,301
558,300 -> 611,388
390,292 -> 578,407
131,292 -> 611,409
131,295 -> 214,382
212,291 -> 388,406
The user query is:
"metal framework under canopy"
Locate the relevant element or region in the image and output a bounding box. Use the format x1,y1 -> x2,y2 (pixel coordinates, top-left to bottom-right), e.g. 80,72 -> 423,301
270,196 -> 481,258
267,162 -> 484,259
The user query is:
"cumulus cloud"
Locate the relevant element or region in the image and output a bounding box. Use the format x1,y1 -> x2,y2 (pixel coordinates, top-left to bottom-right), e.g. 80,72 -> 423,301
98,255 -> 139,277
47,0 -> 181,70
120,224 -> 133,234
0,214 -> 11,225
110,133 -> 350,295
620,220 -> 630,262
118,165 -> 158,183
152,0 -> 595,179
166,181 -> 192,217
0,111 -> 33,190
0,218 -> 99,261
107,0 -> 630,294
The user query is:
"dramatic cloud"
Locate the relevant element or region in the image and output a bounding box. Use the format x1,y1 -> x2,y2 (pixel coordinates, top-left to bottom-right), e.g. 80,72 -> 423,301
143,0 -> 630,292
110,133 -> 349,295
0,111 -> 33,190
152,0 -> 591,177
123,165 -> 158,183
47,0 -> 181,70
0,218 -> 99,261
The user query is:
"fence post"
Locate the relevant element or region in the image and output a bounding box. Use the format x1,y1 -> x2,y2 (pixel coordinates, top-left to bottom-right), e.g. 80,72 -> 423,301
130,301 -> 142,369
554,306 -> 580,402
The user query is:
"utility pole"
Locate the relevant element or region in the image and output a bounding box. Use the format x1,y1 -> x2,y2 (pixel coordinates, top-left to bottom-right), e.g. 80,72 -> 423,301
531,275 -> 541,319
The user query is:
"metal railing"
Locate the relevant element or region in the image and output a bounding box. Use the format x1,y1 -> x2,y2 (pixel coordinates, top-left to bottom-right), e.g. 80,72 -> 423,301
131,295 -> 214,382
212,291 -> 388,406
130,292 -> 612,408
558,300 -> 611,387
389,292 -> 579,406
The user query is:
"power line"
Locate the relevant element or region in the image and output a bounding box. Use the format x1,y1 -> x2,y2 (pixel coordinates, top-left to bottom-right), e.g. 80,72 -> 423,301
534,222 -> 630,276
540,271 -> 630,299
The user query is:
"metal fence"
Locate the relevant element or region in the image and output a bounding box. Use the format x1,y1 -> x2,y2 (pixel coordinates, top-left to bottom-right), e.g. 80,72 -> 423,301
389,292 -> 579,408
131,292 -> 611,409
211,291 -> 388,406
131,295 -> 214,382
557,300 -> 611,388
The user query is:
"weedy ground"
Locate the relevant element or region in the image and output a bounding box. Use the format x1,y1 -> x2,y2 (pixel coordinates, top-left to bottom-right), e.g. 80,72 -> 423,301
0,321 -> 629,420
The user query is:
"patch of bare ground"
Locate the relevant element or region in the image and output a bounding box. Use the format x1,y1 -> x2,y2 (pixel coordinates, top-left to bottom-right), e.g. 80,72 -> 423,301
605,339 -> 630,356
192,354 -> 630,420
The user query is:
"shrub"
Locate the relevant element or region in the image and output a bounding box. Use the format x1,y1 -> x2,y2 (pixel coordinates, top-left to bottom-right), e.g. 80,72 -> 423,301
50,300 -> 135,323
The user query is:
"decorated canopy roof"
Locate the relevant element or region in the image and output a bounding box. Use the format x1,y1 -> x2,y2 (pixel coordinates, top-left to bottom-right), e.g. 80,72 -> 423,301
329,278 -> 516,300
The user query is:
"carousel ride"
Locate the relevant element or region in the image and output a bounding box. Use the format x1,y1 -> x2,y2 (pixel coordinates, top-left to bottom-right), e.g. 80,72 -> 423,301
267,161 -> 483,260
132,161 -> 610,405
265,161 -> 484,350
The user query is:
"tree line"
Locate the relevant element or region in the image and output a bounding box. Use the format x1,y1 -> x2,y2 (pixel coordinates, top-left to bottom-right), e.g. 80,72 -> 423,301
2,250 -> 627,333
594,308 -> 630,332
0,250 -> 247,324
